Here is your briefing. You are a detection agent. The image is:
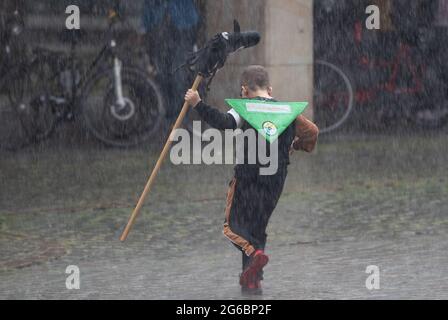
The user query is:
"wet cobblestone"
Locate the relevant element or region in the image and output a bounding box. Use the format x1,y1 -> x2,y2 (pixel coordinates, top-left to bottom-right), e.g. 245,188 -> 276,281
1,132 -> 447,299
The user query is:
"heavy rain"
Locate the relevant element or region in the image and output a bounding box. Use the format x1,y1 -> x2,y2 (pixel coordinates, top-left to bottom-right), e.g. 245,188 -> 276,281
0,0 -> 447,301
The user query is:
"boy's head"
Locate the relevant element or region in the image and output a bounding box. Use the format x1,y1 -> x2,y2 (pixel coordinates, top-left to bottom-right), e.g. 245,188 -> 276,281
240,65 -> 273,98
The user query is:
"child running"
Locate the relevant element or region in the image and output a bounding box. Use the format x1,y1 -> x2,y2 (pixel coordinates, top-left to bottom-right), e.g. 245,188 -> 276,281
184,65 -> 319,294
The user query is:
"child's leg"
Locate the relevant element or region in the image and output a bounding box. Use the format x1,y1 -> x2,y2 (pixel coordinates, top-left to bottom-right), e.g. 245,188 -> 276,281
224,170 -> 286,284
224,167 -> 287,254
242,252 -> 251,271
250,166 -> 288,251
223,177 -> 258,257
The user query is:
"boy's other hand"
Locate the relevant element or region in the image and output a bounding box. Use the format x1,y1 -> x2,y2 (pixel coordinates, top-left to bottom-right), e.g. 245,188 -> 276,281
184,89 -> 201,108
289,137 -> 300,155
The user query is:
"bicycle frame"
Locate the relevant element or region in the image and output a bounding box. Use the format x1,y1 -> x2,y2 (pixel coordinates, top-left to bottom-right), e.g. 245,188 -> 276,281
29,16 -> 126,122
2,2 -> 167,148
355,42 -> 424,106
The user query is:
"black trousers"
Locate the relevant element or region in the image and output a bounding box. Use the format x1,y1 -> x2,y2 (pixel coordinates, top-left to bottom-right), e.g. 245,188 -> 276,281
224,165 -> 288,273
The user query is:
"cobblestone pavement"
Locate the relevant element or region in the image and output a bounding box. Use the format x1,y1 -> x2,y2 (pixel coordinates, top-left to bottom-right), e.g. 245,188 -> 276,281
1,132 -> 447,299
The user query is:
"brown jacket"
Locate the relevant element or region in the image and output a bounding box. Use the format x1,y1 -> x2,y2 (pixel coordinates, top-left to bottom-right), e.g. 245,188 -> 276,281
292,115 -> 319,153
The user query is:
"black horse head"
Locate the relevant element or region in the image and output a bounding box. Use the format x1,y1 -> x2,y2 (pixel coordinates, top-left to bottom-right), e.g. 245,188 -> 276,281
176,20 -> 261,88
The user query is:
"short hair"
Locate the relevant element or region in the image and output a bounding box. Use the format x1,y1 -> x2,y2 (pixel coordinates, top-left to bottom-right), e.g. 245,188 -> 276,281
240,65 -> 270,91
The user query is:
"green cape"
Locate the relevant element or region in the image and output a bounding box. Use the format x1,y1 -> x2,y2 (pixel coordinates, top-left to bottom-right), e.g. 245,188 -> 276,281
225,99 -> 308,142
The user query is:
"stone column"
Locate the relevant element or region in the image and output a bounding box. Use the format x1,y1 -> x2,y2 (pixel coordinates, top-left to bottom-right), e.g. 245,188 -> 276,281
205,0 -> 314,119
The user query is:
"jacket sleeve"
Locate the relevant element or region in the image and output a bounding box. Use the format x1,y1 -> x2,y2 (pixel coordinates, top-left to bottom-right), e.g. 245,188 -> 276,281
293,115 -> 319,153
195,101 -> 238,130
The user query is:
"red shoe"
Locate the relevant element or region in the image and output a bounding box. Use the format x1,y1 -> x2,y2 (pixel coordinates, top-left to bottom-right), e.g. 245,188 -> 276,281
241,279 -> 262,295
240,250 -> 268,294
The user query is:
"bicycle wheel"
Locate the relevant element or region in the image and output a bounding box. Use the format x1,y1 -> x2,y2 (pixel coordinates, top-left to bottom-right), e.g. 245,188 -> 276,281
411,73 -> 448,130
0,61 -> 57,150
80,67 -> 165,147
12,60 -> 59,143
313,60 -> 354,134
0,66 -> 29,151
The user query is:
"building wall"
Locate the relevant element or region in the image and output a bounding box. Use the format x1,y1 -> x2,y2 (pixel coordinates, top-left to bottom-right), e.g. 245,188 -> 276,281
205,0 -> 314,118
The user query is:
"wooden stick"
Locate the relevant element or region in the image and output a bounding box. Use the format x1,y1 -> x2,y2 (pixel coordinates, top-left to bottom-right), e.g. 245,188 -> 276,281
120,75 -> 204,241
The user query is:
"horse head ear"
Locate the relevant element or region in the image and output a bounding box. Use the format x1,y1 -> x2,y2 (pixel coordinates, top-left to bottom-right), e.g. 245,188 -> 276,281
233,20 -> 241,33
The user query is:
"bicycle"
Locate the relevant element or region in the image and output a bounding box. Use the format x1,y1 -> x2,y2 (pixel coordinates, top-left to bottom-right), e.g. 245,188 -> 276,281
9,6 -> 164,149
313,23 -> 448,133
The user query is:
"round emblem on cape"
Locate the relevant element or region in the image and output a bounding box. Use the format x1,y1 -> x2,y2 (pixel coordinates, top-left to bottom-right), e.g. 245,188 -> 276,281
262,121 -> 278,136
